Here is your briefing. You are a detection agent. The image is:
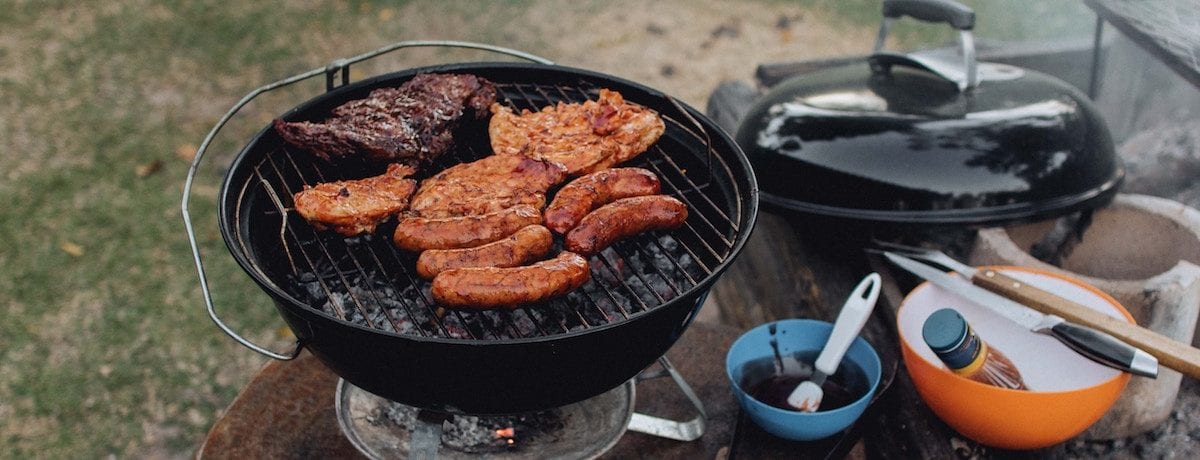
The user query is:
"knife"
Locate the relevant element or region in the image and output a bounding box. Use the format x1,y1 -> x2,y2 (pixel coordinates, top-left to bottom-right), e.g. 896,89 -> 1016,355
884,251 -> 1159,378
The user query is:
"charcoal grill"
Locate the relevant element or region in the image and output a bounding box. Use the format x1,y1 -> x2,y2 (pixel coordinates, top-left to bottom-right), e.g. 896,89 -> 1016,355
183,41 -> 758,415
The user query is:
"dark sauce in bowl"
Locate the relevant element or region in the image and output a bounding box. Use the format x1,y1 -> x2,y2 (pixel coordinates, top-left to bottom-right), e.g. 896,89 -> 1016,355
739,350 -> 869,412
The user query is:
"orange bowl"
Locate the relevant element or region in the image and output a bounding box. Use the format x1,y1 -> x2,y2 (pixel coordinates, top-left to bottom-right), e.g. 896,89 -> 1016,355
897,266 -> 1131,450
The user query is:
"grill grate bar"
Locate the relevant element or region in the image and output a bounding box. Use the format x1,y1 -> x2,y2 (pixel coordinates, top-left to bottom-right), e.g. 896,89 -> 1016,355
591,249 -> 655,313
657,112 -> 738,221
254,161 -> 392,332
644,150 -> 734,251
250,78 -> 742,341
268,152 -> 426,335
276,148 -> 460,339
607,243 -> 669,305
626,235 -> 692,298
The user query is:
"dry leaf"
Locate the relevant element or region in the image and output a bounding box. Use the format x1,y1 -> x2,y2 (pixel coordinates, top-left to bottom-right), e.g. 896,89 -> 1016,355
136,160 -> 163,177
277,327 -> 295,339
378,8 -> 394,21
175,143 -> 197,161
61,241 -> 84,257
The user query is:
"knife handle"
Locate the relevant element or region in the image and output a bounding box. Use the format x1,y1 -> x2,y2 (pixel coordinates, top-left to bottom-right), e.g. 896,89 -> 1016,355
1048,322 -> 1158,378
974,269 -> 1200,380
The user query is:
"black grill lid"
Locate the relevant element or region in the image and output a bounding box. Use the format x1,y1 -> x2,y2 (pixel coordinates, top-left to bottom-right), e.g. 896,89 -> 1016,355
734,0 -> 1121,226
735,61 -> 1121,226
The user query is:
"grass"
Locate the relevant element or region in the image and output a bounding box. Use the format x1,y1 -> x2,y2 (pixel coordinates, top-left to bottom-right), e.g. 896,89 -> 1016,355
0,2 -> 550,457
0,0 -> 1096,457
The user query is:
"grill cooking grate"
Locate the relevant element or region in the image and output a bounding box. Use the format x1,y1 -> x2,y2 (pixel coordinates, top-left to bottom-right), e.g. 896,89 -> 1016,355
235,80 -> 741,341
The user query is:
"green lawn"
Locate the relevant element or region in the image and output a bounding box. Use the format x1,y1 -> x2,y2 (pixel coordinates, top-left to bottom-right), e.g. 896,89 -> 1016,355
0,0 -> 1093,456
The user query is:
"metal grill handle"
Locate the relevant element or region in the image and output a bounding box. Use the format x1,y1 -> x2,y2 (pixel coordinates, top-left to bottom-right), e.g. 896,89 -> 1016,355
180,41 -> 553,360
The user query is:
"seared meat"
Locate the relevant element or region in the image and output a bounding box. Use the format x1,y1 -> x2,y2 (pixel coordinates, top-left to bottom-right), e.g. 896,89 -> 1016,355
564,195 -> 688,256
415,224 -> 554,279
292,163 -> 417,236
488,89 -> 665,175
408,154 -> 568,218
543,167 -> 661,234
431,251 -> 591,309
392,204 -> 543,252
274,73 -> 497,164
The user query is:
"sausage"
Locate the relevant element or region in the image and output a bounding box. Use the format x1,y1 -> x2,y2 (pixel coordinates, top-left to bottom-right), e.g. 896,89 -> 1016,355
564,195 -> 688,256
392,204 -> 542,252
431,252 -> 591,309
415,224 -> 554,279
543,167 -> 661,234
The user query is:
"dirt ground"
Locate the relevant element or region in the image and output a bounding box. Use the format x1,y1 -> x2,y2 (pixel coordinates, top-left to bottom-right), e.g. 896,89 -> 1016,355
496,0 -> 877,106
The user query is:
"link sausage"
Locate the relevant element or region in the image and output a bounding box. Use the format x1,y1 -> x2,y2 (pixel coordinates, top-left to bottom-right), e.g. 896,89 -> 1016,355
392,204 -> 542,252
415,224 -> 554,279
564,195 -> 687,256
431,252 -> 591,309
543,167 -> 661,234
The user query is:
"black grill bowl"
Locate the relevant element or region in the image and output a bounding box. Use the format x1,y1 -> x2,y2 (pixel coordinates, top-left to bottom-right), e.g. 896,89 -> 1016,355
218,62 -> 758,414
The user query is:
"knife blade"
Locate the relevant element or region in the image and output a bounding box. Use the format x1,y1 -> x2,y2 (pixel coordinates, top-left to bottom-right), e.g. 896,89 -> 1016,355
884,251 -> 1159,378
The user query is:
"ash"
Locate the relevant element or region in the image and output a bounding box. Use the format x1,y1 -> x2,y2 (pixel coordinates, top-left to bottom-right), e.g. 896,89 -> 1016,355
372,402 -> 567,454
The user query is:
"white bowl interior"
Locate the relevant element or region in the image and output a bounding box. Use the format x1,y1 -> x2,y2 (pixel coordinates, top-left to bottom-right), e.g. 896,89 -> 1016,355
897,268 -> 1126,392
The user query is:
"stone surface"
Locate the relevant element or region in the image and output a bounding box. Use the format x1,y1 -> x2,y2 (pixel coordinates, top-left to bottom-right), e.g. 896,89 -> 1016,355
971,194 -> 1200,440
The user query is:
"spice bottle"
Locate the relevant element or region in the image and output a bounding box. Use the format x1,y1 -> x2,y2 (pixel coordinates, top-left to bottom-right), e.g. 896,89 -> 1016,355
922,308 -> 1028,390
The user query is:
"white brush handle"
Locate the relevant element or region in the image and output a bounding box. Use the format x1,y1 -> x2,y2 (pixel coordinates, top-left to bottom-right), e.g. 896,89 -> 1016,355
815,273 -> 881,376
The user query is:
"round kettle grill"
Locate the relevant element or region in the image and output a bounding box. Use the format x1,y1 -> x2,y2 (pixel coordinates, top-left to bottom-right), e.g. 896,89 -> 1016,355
182,41 -> 758,415
735,0 -> 1122,227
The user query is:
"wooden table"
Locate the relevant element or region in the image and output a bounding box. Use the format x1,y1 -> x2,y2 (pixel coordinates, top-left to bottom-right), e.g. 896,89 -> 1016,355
199,319 -> 877,459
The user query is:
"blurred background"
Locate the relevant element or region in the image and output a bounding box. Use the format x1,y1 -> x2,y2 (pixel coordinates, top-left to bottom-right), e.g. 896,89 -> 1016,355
4,0 -> 1182,457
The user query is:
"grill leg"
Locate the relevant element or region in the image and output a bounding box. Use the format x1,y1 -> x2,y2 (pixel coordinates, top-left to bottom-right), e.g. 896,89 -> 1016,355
626,356 -> 707,441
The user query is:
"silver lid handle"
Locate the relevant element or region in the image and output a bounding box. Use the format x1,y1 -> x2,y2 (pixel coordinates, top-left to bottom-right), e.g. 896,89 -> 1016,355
872,0 -> 978,91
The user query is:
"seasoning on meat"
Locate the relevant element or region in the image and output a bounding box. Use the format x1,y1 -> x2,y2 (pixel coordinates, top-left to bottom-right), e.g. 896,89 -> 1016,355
292,163 -> 417,236
392,204 -> 543,252
564,195 -> 688,256
431,252 -> 591,309
543,167 -> 662,234
274,73 -> 497,165
489,89 -> 665,175
408,154 -> 568,219
415,224 -> 554,279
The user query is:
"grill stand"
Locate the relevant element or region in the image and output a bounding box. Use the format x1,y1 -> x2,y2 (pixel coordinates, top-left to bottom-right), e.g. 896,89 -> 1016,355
627,356 -> 708,441
341,356 -> 705,459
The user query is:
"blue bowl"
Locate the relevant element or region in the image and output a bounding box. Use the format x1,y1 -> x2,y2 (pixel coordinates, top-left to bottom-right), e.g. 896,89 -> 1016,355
725,319 -> 882,441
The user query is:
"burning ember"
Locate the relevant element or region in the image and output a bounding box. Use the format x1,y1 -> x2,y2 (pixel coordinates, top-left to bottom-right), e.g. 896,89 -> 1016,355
362,400 -> 566,454
495,427 -> 516,446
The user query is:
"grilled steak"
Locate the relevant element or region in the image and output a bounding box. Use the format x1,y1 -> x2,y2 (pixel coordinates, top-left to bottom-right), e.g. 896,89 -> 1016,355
274,73 -> 497,164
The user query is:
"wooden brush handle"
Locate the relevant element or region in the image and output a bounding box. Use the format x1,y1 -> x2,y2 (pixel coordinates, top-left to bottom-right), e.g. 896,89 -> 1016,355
972,269 -> 1200,380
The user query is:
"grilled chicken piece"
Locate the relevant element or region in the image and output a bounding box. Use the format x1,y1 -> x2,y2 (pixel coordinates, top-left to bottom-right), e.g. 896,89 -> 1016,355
408,154 -> 568,218
292,163 -> 417,236
274,73 -> 496,164
489,89 -> 666,175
